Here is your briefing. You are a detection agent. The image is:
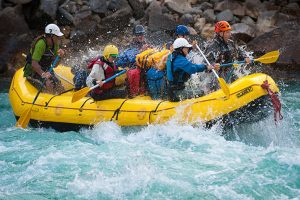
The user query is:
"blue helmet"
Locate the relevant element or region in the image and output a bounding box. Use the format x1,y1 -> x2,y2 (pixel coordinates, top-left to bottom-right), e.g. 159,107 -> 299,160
175,25 -> 190,36
133,25 -> 145,36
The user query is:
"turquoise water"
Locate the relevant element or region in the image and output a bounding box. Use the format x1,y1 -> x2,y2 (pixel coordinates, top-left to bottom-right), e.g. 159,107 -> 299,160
0,81 -> 300,199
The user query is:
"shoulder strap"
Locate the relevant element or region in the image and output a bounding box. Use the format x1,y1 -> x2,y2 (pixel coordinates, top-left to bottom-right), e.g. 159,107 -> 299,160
94,59 -> 104,66
31,35 -> 47,53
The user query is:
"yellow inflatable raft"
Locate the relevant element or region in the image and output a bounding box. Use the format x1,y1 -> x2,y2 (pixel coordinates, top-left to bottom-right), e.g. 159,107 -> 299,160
9,65 -> 279,131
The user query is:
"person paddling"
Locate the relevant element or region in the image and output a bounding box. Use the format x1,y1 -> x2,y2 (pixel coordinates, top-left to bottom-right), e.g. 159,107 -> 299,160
166,38 -> 220,102
23,24 -> 65,94
205,21 -> 250,84
86,45 -> 127,101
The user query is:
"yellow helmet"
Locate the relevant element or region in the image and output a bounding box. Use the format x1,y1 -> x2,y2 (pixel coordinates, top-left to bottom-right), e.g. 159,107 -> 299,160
103,45 -> 118,59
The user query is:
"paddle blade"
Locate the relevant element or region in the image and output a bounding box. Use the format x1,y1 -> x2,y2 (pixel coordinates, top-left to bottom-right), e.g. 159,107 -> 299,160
255,50 -> 280,64
16,107 -> 32,128
71,87 -> 90,103
218,78 -> 230,98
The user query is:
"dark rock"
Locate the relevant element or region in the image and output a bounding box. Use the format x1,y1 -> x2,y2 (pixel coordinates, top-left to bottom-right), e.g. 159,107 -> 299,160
7,0 -> 32,4
231,23 -> 256,43
281,4 -> 300,17
145,0 -> 160,21
101,6 -> 132,31
189,7 -> 203,15
0,5 -> 29,35
215,0 -> 245,17
195,0 -> 208,4
74,8 -> 92,23
161,5 -> 169,14
40,0 -> 59,19
80,5 -> 90,12
23,0 -> 55,29
241,16 -> 256,26
203,9 -> 215,22
57,7 -> 74,26
61,1 -> 77,14
194,17 -> 206,33
256,10 -> 278,36
0,33 -> 31,74
216,9 -> 234,22
149,13 -> 177,32
199,2 -> 213,10
2,0 -> 14,8
286,2 -> 300,9
147,0 -> 176,32
275,0 -> 288,7
165,0 -> 192,15
233,16 -> 241,24
201,23 -> 214,39
92,13 -> 101,23
128,0 -> 145,19
210,0 -> 221,4
260,1 -> 280,11
248,23 -> 300,69
289,0 -> 300,3
90,0 -> 107,15
245,0 -> 261,19
108,0 -> 128,12
180,13 -> 194,25
274,13 -> 299,27
70,29 -> 86,41
74,17 -> 97,35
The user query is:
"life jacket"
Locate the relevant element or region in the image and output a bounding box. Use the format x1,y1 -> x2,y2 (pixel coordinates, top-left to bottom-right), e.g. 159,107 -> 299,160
146,68 -> 167,99
92,58 -> 116,95
23,35 -> 56,77
166,53 -> 189,90
87,55 -> 101,70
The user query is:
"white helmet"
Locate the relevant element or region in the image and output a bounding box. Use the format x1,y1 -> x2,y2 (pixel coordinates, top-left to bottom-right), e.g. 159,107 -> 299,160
45,24 -> 64,37
173,38 -> 192,49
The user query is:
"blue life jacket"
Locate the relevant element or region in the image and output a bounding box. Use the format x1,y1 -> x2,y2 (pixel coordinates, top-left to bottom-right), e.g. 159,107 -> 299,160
116,48 -> 140,68
146,68 -> 167,100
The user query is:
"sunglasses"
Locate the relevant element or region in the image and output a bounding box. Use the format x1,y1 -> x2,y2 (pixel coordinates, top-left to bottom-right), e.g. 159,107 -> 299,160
110,54 -> 118,58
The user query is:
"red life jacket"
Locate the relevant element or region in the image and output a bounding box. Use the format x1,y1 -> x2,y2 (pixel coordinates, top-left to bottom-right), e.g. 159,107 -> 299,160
93,60 -> 115,95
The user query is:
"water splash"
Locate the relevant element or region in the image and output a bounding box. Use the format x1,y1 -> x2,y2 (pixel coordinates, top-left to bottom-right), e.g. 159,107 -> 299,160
1,80 -> 300,199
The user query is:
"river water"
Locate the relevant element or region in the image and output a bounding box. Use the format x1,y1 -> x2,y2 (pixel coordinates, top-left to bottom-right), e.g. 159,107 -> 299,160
0,79 -> 300,199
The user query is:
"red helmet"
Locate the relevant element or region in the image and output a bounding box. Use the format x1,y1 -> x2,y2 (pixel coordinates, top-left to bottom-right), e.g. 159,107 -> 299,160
215,21 -> 232,33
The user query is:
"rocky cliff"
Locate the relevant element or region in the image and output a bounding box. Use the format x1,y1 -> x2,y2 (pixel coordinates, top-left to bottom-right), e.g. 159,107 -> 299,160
0,0 -> 299,78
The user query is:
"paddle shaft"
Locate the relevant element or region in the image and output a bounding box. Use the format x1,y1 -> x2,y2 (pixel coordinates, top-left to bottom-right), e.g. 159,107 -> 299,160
16,56 -> 60,128
220,50 -> 280,67
54,72 -> 74,85
31,56 -> 60,104
220,60 -> 246,67
195,45 -> 219,78
89,69 -> 127,91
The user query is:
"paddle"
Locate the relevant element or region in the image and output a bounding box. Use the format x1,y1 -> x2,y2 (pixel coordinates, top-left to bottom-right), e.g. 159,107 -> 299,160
220,50 -> 280,67
16,56 -> 60,128
54,72 -> 74,86
71,69 -> 127,103
196,44 -> 230,98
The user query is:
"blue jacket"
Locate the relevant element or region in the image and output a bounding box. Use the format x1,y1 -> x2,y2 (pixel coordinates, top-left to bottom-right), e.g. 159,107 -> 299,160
166,54 -> 207,86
